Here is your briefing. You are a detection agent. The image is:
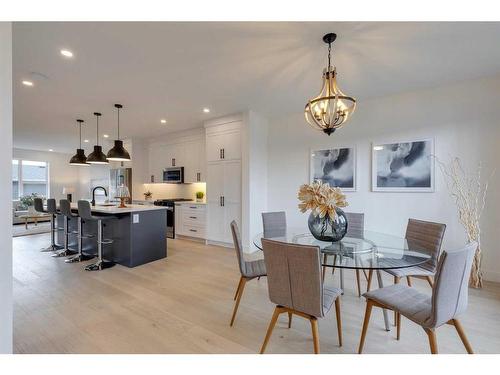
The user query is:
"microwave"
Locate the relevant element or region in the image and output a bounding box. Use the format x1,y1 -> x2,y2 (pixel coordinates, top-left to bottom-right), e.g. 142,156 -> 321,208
163,167 -> 184,183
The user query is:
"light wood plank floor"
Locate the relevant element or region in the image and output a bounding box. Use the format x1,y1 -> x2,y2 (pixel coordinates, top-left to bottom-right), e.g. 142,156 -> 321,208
13,233 -> 500,354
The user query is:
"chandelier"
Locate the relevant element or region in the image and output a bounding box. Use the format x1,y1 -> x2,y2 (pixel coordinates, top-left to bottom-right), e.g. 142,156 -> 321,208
305,33 -> 356,135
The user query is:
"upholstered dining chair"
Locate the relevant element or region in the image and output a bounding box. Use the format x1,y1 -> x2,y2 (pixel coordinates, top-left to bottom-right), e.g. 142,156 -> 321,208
358,242 -> 477,354
262,211 -> 287,238
260,238 -> 342,354
229,220 -> 267,327
323,212 -> 367,297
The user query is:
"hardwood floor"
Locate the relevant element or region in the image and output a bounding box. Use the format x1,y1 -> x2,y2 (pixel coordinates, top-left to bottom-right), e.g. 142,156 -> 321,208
13,233 -> 500,354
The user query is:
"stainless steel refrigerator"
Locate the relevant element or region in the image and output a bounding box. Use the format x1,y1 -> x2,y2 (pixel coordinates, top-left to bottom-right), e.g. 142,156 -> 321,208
109,168 -> 132,203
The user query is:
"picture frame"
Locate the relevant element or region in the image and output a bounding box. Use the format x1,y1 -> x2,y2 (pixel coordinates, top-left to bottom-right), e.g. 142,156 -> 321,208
371,138 -> 434,192
310,146 -> 356,192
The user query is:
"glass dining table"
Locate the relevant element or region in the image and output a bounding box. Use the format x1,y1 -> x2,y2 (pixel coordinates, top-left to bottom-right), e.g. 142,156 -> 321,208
253,229 -> 431,331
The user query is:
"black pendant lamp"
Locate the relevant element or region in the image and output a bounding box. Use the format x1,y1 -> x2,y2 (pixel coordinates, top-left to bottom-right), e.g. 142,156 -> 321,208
87,112 -> 109,164
69,119 -> 89,166
106,104 -> 131,161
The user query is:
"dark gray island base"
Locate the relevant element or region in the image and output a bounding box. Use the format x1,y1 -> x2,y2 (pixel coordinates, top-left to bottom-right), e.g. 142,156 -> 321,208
57,204 -> 167,267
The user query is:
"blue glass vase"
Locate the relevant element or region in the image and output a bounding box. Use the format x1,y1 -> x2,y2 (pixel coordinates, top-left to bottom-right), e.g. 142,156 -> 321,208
308,208 -> 348,242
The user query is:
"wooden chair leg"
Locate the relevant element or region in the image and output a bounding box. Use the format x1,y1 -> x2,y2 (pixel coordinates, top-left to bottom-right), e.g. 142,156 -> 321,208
230,278 -> 247,326
335,298 -> 342,347
358,300 -> 373,354
332,255 -> 337,275
426,276 -> 434,288
406,276 -> 412,287
260,306 -> 283,354
366,270 -> 373,292
424,328 -> 438,354
310,317 -> 320,354
355,269 -> 362,297
451,319 -> 474,354
396,312 -> 401,340
394,277 -> 400,325
287,312 -> 292,328
233,276 -> 243,300
362,269 -> 369,281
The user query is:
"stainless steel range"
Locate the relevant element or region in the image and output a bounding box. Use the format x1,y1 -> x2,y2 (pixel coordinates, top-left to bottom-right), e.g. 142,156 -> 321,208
153,198 -> 193,238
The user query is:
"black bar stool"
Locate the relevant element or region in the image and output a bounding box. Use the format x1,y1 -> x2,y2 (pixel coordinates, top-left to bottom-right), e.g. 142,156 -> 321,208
52,199 -> 78,258
65,213 -> 96,263
34,198 -> 63,252
78,200 -> 116,271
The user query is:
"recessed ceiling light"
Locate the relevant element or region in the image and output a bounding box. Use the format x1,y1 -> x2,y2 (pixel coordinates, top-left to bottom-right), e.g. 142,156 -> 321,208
203,108 -> 210,113
84,139 -> 89,143
103,134 -> 109,138
60,49 -> 73,58
22,80 -> 34,86
160,119 -> 167,124
48,149 -> 54,152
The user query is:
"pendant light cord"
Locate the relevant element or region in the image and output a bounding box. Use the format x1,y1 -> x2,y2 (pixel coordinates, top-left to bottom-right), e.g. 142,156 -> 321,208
96,115 -> 99,146
79,122 -> 82,149
328,42 -> 331,72
117,106 -> 120,140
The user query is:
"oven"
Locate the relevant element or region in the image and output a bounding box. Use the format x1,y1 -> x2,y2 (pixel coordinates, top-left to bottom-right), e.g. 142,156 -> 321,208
162,167 -> 184,183
154,198 -> 193,239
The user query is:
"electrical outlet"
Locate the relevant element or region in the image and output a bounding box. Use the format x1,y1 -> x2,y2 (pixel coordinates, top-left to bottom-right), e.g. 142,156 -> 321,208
133,214 -> 139,223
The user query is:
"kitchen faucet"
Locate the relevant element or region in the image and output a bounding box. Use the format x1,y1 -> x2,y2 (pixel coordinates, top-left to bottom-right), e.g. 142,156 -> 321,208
91,186 -> 108,206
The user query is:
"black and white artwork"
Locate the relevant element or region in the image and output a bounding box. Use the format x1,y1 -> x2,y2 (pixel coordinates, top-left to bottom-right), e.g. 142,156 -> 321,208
310,147 -> 356,191
372,139 -> 434,192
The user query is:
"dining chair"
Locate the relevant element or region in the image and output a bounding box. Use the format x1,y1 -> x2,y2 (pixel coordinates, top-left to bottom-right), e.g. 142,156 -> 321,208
262,211 -> 286,238
358,242 -> 477,354
323,212 -> 367,297
229,220 -> 267,327
260,238 -> 342,354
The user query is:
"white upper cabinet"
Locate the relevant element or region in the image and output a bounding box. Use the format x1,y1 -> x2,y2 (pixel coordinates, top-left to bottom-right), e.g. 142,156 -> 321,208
183,138 -> 206,183
206,121 -> 241,162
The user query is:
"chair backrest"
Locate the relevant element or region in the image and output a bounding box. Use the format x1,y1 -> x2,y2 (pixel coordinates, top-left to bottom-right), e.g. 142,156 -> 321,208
46,198 -> 57,214
59,199 -> 72,217
345,212 -> 364,238
261,238 -> 324,318
230,220 -> 248,277
262,211 -> 287,238
405,218 -> 446,272
78,200 -> 93,220
430,242 -> 477,328
33,198 -> 44,213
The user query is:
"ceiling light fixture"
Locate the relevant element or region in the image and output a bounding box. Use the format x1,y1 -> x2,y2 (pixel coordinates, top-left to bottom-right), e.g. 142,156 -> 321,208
203,108 -> 210,113
106,104 -> 131,162
69,119 -> 89,166
160,119 -> 167,124
49,149 -> 54,152
60,49 -> 73,58
84,139 -> 89,143
305,33 -> 356,136
103,134 -> 109,138
87,112 -> 109,164
22,80 -> 34,86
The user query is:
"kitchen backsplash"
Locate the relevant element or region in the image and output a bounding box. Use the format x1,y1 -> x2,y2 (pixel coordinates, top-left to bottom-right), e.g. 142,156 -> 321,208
141,182 -> 206,201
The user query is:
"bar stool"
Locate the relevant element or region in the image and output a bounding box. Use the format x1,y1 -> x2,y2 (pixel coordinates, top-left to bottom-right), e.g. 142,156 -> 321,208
65,213 -> 96,263
34,198 -> 63,252
78,200 -> 116,271
52,199 -> 79,258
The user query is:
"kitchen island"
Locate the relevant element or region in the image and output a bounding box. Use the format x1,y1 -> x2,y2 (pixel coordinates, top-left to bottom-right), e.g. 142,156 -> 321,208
56,203 -> 167,267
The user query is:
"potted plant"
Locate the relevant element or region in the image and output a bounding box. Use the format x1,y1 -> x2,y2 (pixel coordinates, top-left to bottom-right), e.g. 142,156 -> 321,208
298,180 -> 348,242
19,193 -> 40,213
196,191 -> 205,203
143,190 -> 153,200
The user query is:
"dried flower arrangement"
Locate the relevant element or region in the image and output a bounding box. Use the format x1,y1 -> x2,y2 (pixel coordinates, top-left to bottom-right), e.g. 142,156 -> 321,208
143,190 -> 153,200
298,180 -> 348,220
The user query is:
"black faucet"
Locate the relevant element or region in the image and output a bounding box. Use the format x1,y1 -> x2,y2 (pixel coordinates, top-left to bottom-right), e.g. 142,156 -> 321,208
91,186 -> 108,206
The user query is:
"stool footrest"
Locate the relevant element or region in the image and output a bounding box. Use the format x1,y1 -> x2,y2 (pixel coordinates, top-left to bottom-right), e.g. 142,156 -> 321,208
99,239 -> 113,245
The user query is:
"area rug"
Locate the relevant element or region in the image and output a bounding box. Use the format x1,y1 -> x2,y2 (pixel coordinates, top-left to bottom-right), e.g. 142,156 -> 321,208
13,222 -> 51,237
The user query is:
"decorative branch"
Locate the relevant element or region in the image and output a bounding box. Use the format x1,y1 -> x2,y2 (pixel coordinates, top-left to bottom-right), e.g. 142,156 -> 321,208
436,157 -> 494,288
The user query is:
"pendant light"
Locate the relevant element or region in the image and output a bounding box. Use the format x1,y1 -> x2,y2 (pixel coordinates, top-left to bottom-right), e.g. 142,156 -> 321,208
69,119 -> 89,166
87,112 -> 109,164
106,104 -> 131,161
305,33 -> 356,135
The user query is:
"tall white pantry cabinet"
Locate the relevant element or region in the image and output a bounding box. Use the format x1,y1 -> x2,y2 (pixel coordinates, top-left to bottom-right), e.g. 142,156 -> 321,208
205,119 -> 242,245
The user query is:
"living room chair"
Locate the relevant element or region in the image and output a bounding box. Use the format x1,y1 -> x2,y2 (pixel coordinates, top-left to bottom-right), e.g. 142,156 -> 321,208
358,242 -> 477,354
260,238 -> 342,354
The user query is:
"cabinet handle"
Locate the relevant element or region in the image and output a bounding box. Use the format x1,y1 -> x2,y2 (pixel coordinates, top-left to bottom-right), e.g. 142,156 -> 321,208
189,206 -> 197,209
189,216 -> 197,219
219,149 -> 222,159
150,175 -> 155,183
222,196 -> 225,207
189,229 -> 197,232
172,158 -> 175,166
196,172 -> 200,182
219,196 -> 222,206
222,148 -> 225,159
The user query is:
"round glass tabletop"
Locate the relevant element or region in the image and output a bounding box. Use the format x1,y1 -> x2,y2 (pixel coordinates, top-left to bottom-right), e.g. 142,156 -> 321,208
253,229 -> 431,270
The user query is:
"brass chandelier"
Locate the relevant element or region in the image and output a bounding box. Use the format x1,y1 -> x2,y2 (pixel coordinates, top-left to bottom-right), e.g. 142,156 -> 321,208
305,33 -> 356,135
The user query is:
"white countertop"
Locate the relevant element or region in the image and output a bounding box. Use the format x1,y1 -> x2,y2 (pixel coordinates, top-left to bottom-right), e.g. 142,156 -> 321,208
70,203 -> 168,214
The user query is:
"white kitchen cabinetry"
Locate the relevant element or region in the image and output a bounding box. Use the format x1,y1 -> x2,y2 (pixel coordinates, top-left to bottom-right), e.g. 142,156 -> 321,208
205,120 -> 242,246
183,139 -> 206,183
175,203 -> 206,240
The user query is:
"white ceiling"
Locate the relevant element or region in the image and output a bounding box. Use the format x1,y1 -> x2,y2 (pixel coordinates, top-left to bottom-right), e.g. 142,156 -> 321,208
13,22 -> 500,153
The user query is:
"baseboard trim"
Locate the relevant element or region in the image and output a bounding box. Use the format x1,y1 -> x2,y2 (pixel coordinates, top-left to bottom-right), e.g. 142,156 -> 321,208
483,269 -> 500,283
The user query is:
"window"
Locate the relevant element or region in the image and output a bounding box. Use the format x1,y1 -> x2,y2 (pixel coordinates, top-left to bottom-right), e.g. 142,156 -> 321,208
12,159 -> 50,200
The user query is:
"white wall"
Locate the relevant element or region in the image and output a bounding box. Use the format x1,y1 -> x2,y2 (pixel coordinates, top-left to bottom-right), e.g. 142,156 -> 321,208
0,21 -> 13,353
13,148 -> 80,201
267,74 -> 500,282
